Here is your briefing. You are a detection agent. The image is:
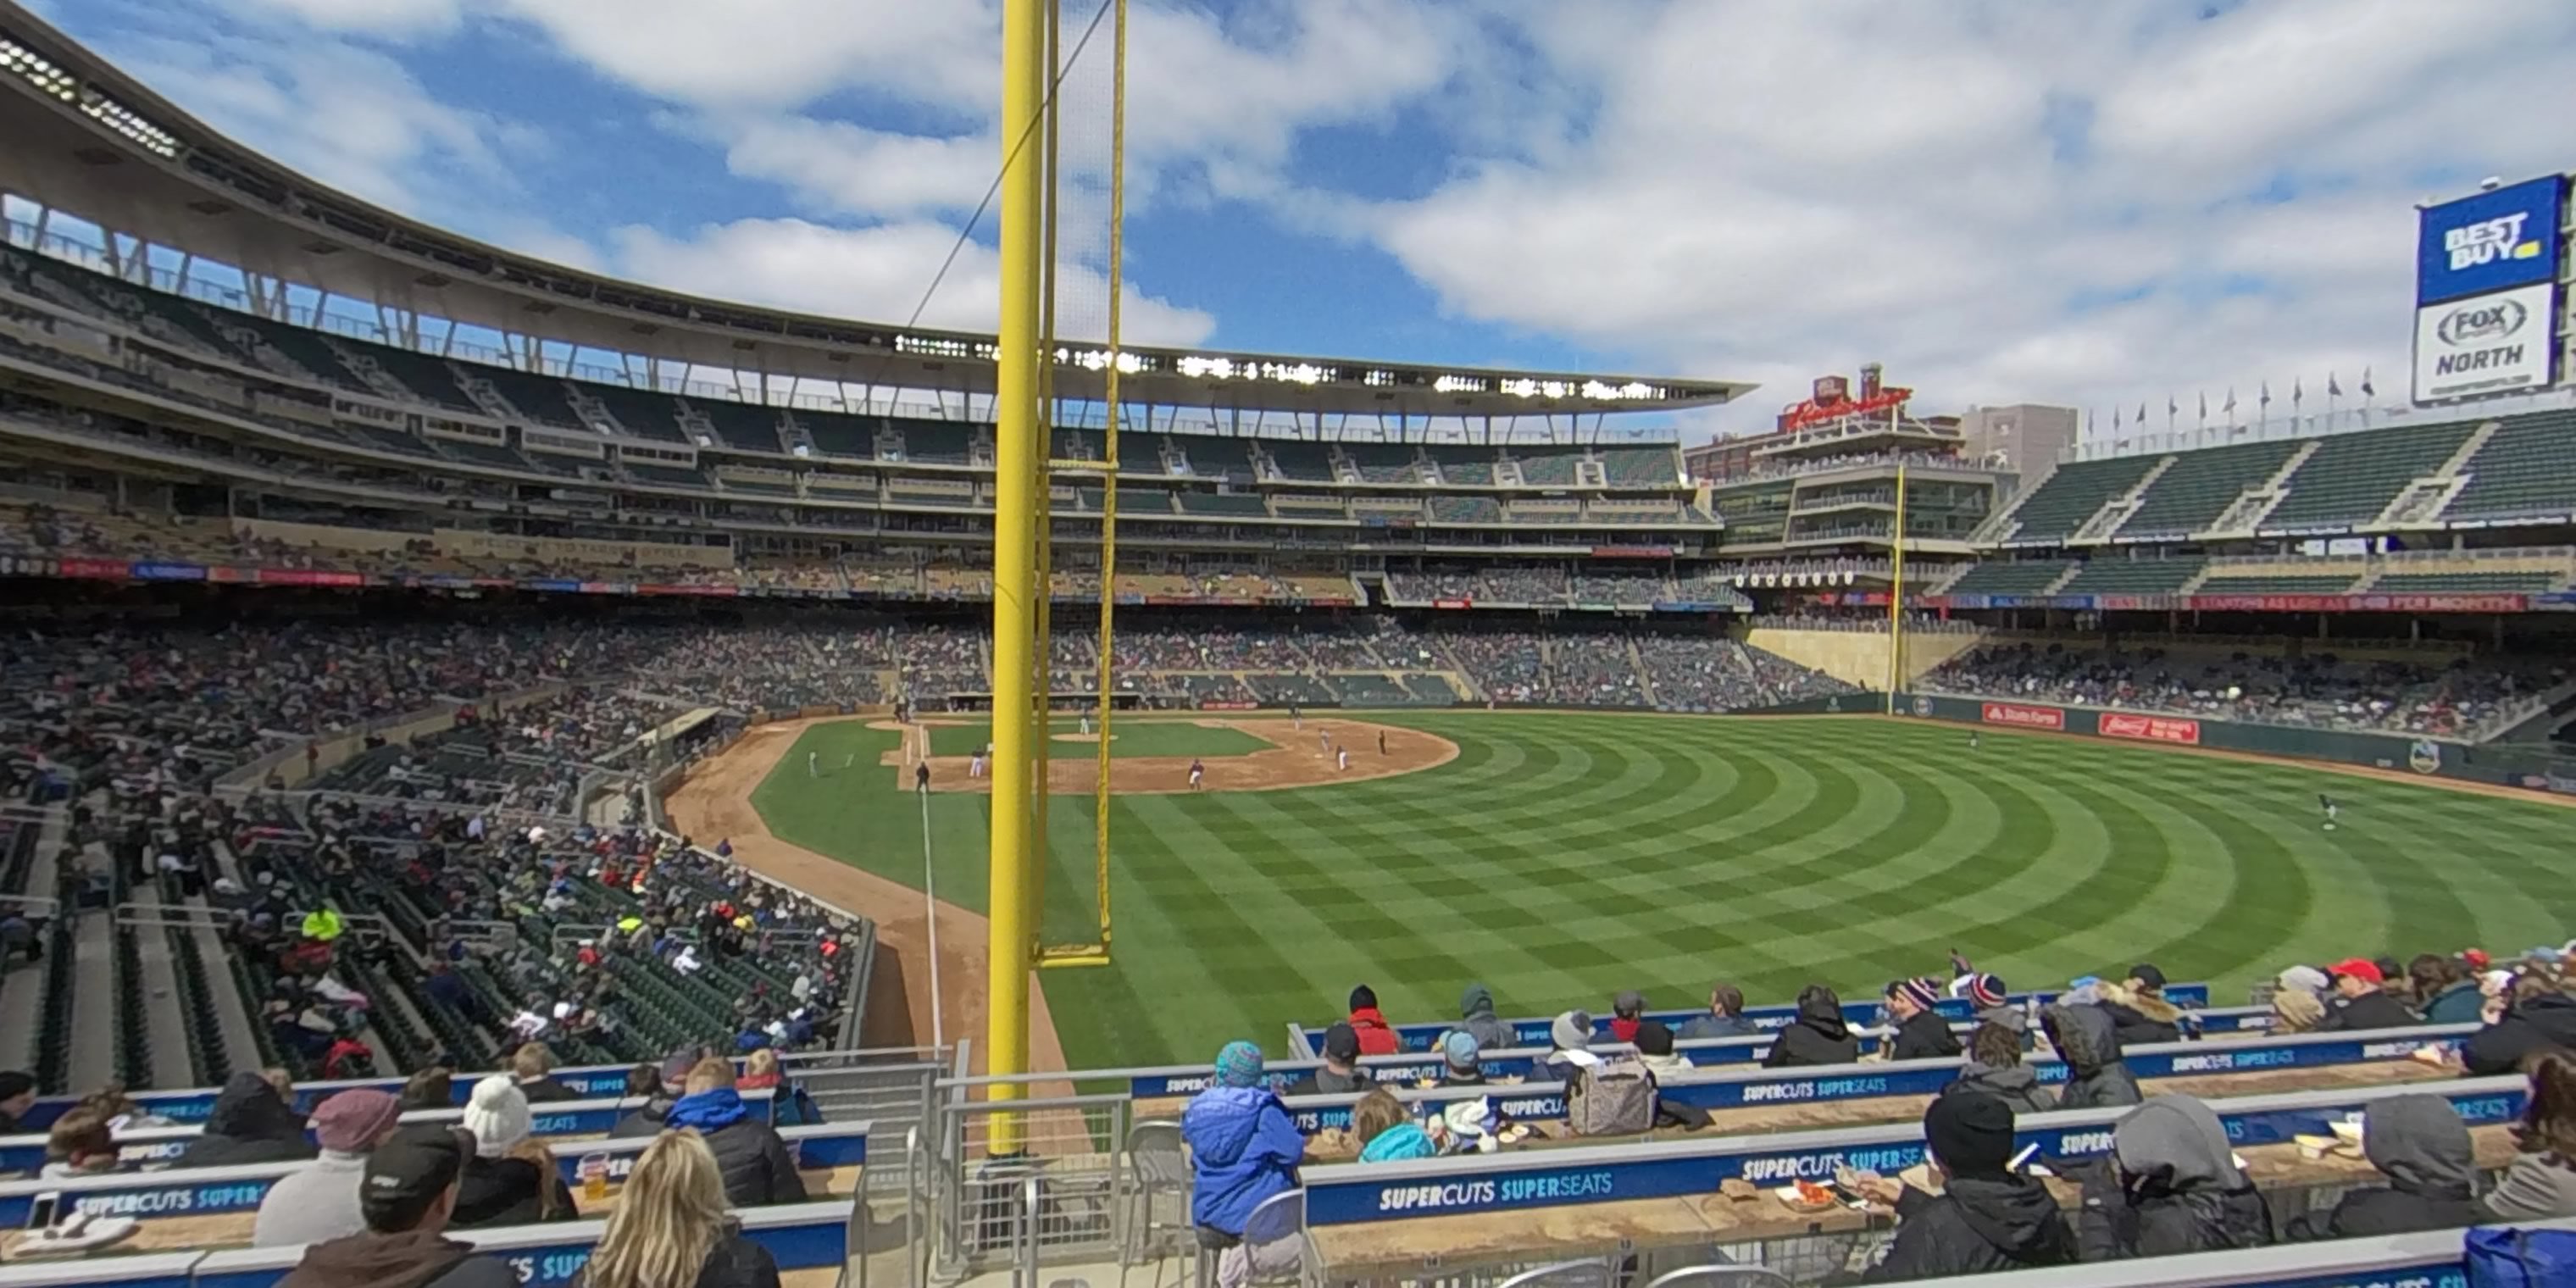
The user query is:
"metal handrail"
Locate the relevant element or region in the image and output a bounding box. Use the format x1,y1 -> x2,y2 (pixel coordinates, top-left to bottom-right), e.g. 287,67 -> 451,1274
1017,1174 -> 1043,1288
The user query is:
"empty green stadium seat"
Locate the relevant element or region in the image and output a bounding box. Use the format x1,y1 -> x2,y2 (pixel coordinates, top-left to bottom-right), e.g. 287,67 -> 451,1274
2057,558 -> 2207,594
1946,561 -> 2074,595
2004,456 -> 2162,542
2262,421 -> 2477,532
2120,441 -> 2301,539
2446,409 -> 2576,522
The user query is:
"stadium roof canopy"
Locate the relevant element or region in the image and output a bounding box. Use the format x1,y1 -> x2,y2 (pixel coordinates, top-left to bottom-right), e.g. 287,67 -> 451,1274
0,3 -> 1752,421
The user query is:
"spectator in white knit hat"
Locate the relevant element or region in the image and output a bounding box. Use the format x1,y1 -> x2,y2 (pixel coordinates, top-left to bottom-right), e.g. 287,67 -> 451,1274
451,1076 -> 573,1229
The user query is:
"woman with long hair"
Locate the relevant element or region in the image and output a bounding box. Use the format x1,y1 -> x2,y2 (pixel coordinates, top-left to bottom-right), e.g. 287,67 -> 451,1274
580,1130 -> 780,1288
2484,1048 -> 2576,1219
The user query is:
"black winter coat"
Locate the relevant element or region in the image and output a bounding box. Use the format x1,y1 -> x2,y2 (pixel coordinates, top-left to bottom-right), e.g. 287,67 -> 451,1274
2316,990 -> 2420,1034
2077,1169 -> 2273,1258
2463,993 -> 2576,1077
1863,1176 -> 2077,1280
699,1119 -> 809,1208
451,1155 -> 577,1229
1887,1010 -> 1962,1062
182,1072 -> 317,1169
1765,997 -> 1860,1069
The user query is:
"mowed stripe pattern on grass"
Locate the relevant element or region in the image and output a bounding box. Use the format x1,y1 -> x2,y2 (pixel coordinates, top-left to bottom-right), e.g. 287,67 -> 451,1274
749,713 -> 2576,1073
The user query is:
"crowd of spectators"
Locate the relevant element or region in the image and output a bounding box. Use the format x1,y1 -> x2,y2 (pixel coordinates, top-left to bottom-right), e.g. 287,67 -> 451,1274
1181,941 -> 2576,1281
1926,642 -> 2563,736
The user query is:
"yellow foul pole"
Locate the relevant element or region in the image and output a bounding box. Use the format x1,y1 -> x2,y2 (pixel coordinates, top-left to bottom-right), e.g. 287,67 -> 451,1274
985,0 -> 1047,1155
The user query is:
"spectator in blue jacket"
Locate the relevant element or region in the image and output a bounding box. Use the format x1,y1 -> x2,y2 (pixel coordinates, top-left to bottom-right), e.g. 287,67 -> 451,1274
1183,1041 -> 1303,1262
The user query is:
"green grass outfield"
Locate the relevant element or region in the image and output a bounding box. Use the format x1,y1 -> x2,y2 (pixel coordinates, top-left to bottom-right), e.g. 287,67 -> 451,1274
747,711 -> 2576,1072
922,719 -> 1272,759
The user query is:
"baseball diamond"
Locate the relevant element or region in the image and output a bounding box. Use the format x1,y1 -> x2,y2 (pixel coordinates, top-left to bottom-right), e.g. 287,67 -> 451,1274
683,709 -> 2576,1074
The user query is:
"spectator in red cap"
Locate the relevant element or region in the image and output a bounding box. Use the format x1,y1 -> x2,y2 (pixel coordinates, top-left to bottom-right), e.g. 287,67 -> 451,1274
2317,959 -> 2419,1032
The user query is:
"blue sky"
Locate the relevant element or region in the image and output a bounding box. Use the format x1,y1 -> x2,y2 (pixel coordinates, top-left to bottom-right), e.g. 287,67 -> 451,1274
20,0 -> 2576,439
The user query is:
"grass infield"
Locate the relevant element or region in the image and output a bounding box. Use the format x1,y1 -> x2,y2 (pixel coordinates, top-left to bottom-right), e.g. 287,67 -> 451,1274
747,712 -> 2576,1072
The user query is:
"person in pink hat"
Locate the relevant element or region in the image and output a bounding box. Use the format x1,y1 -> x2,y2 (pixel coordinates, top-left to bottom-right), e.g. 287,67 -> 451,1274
253,1088 -> 404,1246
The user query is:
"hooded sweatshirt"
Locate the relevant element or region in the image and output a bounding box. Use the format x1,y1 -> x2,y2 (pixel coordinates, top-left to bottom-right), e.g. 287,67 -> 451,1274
184,1072 -> 318,1169
2043,1005 -> 2141,1110
276,1230 -> 519,1288
1865,1174 -> 2076,1280
1763,994 -> 1860,1069
1948,1063 -> 2057,1116
2290,1095 -> 2484,1238
1182,1085 -> 1303,1236
1457,985 -> 1514,1052
2080,1096 -> 2273,1259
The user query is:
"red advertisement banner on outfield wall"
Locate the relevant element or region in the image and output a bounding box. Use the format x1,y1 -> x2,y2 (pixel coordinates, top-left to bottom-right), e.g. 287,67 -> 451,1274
2101,713 -> 2202,745
57,558 -> 130,579
1980,702 -> 2066,730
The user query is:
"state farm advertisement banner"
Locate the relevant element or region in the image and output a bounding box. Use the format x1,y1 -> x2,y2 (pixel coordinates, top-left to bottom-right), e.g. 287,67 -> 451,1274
2101,713 -> 2201,746
1980,702 -> 2066,730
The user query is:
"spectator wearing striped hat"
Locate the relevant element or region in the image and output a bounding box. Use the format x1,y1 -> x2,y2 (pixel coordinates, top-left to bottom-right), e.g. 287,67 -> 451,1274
1886,977 -> 1962,1061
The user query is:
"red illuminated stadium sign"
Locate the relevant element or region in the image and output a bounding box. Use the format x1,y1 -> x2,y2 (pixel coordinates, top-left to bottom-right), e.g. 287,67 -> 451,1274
1777,367 -> 1913,431
1433,597 -> 1474,609
2101,713 -> 2202,746
58,558 -> 130,579
1979,702 -> 2066,730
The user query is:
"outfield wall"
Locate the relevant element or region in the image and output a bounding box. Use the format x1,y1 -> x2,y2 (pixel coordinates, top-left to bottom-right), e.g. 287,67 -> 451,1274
1740,625 -> 1985,688
1896,691 -> 2576,797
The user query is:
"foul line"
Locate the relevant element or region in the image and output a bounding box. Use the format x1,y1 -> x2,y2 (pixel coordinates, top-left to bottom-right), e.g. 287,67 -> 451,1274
915,727 -> 944,1052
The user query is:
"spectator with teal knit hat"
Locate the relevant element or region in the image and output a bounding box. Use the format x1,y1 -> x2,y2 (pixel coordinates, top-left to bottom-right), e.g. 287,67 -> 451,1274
1183,1041 -> 1303,1255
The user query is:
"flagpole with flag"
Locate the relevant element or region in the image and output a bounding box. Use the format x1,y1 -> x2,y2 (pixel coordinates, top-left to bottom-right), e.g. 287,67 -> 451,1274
2359,366 -> 2375,425
2258,380 -> 2272,435
2327,371 -> 2342,432
2167,393 -> 2178,441
2292,376 -> 2305,436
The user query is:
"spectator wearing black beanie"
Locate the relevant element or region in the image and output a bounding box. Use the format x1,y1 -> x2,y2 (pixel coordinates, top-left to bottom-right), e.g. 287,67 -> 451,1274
1345,985 -> 1398,1056
1862,1092 -> 2075,1280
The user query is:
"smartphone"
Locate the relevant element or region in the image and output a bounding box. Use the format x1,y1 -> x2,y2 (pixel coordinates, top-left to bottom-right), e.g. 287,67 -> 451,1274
27,1191 -> 60,1230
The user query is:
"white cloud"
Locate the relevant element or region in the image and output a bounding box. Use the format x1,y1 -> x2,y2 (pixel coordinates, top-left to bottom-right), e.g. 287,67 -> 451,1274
230,0 -> 464,38
1349,0 -> 2576,434
608,217 -> 1216,348
480,0 -> 998,112
93,25 -> 536,230
719,118 -> 997,221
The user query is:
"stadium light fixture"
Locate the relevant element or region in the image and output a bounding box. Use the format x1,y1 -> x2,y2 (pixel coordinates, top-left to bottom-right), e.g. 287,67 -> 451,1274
0,38 -> 76,102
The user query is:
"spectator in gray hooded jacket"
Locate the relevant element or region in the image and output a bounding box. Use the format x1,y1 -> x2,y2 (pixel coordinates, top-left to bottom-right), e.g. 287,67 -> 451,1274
2041,1003 -> 2141,1110
1456,983 -> 1514,1052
